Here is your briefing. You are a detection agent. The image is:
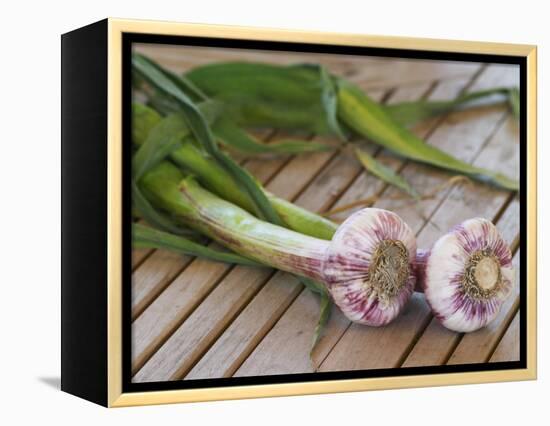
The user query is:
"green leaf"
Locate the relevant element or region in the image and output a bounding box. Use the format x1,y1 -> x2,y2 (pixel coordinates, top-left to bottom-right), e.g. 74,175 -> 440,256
354,148 -> 419,199
133,223 -> 262,267
133,112 -> 190,180
337,78 -> 519,191
136,53 -> 209,103
385,87 -> 519,127
213,117 -> 333,155
132,53 -> 284,225
146,93 -> 180,116
299,276 -> 327,295
319,65 -> 347,140
296,275 -> 331,355
186,61 -> 346,137
132,103 -> 162,146
311,291 -> 332,355
141,93 -> 332,156
508,87 -> 520,119
131,104 -> 198,236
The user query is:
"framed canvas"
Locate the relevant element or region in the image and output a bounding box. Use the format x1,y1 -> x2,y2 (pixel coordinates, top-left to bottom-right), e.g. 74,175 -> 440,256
61,18 -> 537,407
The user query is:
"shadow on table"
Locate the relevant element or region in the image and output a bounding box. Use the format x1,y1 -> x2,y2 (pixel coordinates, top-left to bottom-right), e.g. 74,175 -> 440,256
38,377 -> 61,390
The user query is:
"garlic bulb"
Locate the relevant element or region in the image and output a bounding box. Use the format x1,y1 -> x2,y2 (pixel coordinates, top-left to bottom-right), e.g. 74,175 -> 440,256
323,208 -> 417,326
418,218 -> 515,332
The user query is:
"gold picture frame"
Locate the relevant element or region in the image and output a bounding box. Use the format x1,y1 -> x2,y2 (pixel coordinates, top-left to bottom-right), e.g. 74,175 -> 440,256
61,17 -> 537,407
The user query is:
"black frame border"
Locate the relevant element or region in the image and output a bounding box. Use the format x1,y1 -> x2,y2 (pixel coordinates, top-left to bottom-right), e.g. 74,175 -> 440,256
121,33 -> 528,394
61,19 -> 109,406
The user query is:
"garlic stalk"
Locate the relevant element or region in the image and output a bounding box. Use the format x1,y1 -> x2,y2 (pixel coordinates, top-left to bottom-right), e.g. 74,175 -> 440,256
141,162 -> 417,326
415,218 -> 515,332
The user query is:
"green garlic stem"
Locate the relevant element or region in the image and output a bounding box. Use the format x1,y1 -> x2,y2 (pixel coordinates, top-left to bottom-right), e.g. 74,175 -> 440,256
170,140 -> 338,240
140,162 -> 330,282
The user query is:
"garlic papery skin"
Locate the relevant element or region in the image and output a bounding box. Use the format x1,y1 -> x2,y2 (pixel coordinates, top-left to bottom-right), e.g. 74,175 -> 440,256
323,208 -> 417,326
414,249 -> 430,292
420,218 -> 514,333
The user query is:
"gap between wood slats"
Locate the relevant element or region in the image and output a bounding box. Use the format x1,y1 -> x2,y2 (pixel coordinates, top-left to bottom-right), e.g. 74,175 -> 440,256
489,311 -> 520,363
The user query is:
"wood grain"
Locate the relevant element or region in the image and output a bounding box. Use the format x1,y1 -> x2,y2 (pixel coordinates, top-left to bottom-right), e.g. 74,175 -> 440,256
132,248 -> 152,269
134,264 -> 273,382
187,272 -> 303,379
132,250 -> 194,319
129,49 -> 520,382
489,311 -> 520,363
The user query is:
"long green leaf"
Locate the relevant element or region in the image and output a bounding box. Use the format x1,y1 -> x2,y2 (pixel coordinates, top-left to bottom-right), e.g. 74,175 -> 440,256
131,103 -> 198,236
318,64 -> 347,140
355,148 -> 419,198
132,53 -> 284,225
140,98 -> 332,155
132,103 -> 162,145
133,223 -> 261,266
133,112 -> 190,179
337,78 -> 518,191
136,61 -> 335,155
299,277 -> 327,295
139,54 -> 209,102
508,88 -> 520,119
186,61 -> 347,137
213,117 -> 333,155
385,86 -> 519,127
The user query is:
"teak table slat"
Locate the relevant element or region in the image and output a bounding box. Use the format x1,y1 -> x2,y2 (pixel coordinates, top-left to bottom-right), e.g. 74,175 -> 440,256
130,47 -> 521,383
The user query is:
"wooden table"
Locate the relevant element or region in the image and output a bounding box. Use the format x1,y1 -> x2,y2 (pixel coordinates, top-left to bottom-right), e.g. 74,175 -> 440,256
131,44 -> 520,383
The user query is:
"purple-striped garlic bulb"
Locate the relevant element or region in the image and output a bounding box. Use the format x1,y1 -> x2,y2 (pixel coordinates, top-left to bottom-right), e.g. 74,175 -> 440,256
416,218 -> 515,332
323,208 -> 417,326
